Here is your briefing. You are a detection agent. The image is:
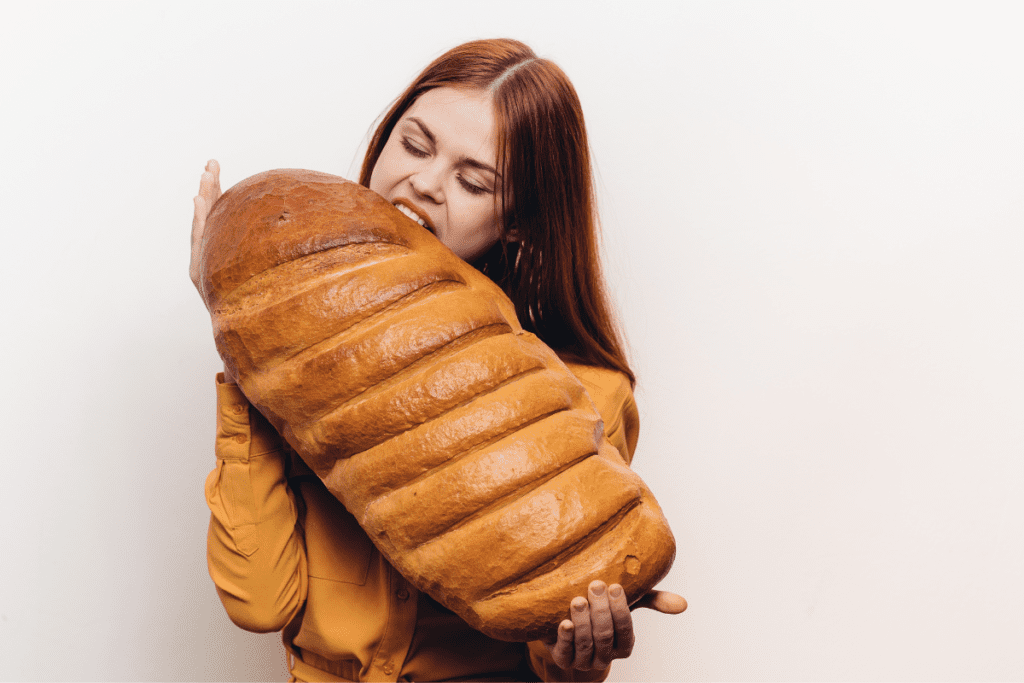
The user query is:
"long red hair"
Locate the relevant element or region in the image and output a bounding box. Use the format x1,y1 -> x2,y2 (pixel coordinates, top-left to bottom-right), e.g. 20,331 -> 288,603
359,39 -> 635,389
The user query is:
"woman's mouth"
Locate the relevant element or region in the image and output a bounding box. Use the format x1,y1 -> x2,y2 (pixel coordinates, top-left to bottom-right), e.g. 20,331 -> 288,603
392,199 -> 436,235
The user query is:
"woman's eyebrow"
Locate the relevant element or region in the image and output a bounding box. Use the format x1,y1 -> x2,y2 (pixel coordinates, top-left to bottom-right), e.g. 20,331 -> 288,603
406,116 -> 501,180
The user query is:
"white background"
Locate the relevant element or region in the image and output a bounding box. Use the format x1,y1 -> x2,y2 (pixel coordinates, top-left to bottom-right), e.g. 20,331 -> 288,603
1,1 -> 1022,680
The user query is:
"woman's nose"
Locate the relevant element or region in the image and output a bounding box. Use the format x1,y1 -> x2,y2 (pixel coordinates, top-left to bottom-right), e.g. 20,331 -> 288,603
409,162 -> 444,204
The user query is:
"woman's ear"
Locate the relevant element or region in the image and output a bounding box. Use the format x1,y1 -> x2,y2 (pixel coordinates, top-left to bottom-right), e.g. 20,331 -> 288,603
504,227 -> 523,244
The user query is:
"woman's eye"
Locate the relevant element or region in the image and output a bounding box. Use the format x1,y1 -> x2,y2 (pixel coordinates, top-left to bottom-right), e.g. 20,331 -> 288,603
458,175 -> 489,195
401,138 -> 429,158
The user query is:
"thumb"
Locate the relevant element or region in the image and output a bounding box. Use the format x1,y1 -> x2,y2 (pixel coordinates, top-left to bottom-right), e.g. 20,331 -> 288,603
632,590 -> 687,614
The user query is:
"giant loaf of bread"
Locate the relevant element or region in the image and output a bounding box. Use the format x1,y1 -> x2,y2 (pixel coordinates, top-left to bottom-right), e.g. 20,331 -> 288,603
199,169 -> 675,641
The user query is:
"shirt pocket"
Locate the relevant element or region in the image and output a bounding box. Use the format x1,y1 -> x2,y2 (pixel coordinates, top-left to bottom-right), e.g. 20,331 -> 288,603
296,478 -> 374,586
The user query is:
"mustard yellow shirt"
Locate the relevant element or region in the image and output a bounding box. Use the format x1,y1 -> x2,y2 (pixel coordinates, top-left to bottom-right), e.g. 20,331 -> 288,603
205,362 -> 640,682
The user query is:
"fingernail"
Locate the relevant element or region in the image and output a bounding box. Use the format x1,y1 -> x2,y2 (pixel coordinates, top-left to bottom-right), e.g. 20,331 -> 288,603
591,583 -> 605,596
572,598 -> 588,612
609,585 -> 622,598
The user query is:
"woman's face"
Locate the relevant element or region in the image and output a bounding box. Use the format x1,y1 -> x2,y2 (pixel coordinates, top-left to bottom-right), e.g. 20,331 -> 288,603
370,87 -> 504,263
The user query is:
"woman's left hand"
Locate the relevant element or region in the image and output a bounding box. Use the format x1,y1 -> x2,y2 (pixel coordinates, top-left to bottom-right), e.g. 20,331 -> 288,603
543,580 -> 687,671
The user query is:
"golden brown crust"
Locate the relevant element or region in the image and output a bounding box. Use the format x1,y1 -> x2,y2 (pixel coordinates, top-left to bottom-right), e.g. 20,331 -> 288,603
201,169 -> 675,642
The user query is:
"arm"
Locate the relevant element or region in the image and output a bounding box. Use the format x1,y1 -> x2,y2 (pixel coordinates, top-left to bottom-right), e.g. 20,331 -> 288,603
205,373 -> 308,632
527,370 -> 686,679
195,161 -> 307,631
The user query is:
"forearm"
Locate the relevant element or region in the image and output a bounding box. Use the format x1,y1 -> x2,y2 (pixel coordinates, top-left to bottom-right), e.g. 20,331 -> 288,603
205,374 -> 307,632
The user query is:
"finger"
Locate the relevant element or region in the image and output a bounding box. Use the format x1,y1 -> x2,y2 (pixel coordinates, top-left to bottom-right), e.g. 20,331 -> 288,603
196,164 -> 209,195
200,171 -> 219,209
191,196 -> 208,285
608,584 -> 634,656
570,596 -> 594,671
192,196 -> 207,243
632,590 -> 688,614
206,159 -> 221,198
587,581 -> 614,670
549,620 -> 575,670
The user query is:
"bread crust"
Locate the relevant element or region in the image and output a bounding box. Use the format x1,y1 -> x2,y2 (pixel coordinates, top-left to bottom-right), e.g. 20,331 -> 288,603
201,169 -> 675,642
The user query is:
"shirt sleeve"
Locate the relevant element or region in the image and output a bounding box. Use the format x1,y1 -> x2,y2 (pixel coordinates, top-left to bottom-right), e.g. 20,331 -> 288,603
602,376 -> 640,466
205,373 -> 308,633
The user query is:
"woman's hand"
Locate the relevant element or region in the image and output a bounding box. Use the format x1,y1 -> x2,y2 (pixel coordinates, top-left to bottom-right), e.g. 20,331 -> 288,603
543,580 -> 687,672
190,159 -> 222,300
191,160 -> 236,384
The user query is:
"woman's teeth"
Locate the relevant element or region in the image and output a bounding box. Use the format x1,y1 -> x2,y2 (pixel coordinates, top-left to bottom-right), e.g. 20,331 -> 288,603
394,202 -> 428,229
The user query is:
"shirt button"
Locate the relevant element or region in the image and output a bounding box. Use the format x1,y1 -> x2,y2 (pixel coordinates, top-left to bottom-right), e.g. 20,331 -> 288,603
234,434 -> 247,444
382,663 -> 394,675
232,405 -> 245,414
396,588 -> 409,600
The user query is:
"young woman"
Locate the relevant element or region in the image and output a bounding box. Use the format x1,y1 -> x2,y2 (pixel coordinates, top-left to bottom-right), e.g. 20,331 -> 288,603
190,38 -> 685,682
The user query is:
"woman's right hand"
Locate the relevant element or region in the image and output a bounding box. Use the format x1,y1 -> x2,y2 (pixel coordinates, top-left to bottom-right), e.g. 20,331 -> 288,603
190,159 -> 222,302
192,160 -> 237,384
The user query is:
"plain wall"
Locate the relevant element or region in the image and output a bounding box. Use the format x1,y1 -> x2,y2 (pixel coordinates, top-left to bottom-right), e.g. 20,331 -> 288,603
1,1 -> 1022,680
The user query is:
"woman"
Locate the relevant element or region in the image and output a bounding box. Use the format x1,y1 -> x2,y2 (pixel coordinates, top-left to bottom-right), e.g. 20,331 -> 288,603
191,38 -> 685,682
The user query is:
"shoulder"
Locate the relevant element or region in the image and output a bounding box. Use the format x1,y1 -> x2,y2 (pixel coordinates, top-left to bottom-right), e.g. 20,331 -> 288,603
562,362 -> 640,465
563,362 -> 633,409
